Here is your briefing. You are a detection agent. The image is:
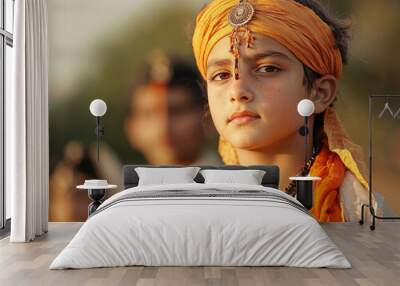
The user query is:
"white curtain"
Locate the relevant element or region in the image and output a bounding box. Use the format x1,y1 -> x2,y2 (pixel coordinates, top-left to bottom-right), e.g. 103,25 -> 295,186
6,0 -> 49,242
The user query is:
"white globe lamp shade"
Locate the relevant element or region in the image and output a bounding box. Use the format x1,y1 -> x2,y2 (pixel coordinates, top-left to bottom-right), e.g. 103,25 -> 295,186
90,99 -> 107,117
297,99 -> 315,117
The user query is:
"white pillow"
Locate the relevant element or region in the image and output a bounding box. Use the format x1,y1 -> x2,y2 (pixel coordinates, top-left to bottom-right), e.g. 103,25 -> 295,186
200,169 -> 266,185
135,167 -> 201,186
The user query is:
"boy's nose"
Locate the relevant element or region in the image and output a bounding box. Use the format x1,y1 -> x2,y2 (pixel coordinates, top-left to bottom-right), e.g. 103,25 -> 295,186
229,78 -> 254,103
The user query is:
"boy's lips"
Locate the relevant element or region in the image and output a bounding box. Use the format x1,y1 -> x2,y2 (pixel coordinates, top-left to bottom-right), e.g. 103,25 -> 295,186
228,110 -> 261,124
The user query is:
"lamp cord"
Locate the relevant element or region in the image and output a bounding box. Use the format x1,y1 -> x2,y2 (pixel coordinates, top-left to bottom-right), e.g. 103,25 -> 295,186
96,116 -> 101,162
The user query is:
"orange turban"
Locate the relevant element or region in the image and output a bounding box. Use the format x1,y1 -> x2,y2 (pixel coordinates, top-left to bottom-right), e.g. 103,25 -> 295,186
192,0 -> 343,80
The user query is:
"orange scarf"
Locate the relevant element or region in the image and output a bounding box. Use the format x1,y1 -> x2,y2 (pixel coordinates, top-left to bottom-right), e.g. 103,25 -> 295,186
219,108 -> 369,223
309,142 -> 346,222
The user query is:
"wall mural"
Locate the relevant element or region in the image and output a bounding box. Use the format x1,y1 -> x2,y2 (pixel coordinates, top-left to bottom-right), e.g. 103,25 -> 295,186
48,0 -> 400,221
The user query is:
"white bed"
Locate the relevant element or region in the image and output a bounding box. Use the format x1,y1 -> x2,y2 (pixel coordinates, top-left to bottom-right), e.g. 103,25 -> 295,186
50,182 -> 351,269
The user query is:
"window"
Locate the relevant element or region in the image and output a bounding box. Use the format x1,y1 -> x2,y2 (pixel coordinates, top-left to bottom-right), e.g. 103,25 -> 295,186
1,0 -> 14,232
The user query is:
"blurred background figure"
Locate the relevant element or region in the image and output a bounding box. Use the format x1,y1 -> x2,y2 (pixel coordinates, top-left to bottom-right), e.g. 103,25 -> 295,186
49,140 -> 122,222
49,140 -> 95,221
124,50 -> 221,165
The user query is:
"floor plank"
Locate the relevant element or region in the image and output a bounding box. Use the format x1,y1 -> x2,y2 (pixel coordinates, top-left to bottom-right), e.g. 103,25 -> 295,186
0,222 -> 399,286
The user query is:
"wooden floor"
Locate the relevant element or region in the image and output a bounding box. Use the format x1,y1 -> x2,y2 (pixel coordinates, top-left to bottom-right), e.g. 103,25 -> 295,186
0,222 -> 399,286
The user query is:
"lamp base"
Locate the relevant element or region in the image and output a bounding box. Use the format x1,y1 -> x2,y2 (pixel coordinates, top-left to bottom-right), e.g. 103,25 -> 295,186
296,180 -> 313,210
87,189 -> 106,216
289,176 -> 321,210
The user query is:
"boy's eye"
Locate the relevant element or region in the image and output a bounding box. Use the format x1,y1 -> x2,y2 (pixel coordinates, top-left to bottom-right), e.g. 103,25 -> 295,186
211,71 -> 231,81
256,65 -> 281,73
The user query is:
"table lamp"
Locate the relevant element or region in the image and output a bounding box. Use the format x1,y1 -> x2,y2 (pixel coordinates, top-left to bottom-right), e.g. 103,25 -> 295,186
290,99 -> 320,210
78,99 -> 113,216
297,99 -> 315,171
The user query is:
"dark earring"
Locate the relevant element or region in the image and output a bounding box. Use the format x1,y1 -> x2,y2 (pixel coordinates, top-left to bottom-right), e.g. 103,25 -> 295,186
298,126 -> 309,136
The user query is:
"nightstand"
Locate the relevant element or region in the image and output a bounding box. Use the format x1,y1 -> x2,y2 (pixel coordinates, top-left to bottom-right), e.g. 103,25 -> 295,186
77,180 -> 117,216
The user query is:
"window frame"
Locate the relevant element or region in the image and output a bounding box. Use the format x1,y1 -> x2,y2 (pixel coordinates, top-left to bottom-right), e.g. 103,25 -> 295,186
1,0 -> 14,231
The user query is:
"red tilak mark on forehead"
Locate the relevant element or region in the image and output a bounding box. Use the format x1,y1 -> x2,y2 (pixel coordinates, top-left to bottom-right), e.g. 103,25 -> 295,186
234,57 -> 240,80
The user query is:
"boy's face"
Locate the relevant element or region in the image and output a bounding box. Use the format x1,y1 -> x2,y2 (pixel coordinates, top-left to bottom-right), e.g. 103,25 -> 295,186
206,33 -> 308,151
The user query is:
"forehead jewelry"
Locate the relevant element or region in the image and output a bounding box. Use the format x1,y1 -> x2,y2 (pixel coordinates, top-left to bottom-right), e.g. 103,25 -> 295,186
227,0 -> 255,80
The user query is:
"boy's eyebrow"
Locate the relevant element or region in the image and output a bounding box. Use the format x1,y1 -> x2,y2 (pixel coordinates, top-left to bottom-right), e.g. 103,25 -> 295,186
251,50 -> 292,62
207,59 -> 231,71
207,50 -> 292,71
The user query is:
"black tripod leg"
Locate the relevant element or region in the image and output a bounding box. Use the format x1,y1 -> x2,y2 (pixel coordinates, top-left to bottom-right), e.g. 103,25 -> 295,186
370,207 -> 376,231
359,204 -> 367,225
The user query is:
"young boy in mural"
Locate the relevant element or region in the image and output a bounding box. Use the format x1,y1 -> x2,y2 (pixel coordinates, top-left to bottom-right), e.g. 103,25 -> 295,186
192,0 -> 380,222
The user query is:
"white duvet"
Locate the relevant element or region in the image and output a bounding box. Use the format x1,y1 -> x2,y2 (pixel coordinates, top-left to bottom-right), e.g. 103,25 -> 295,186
50,183 -> 351,269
